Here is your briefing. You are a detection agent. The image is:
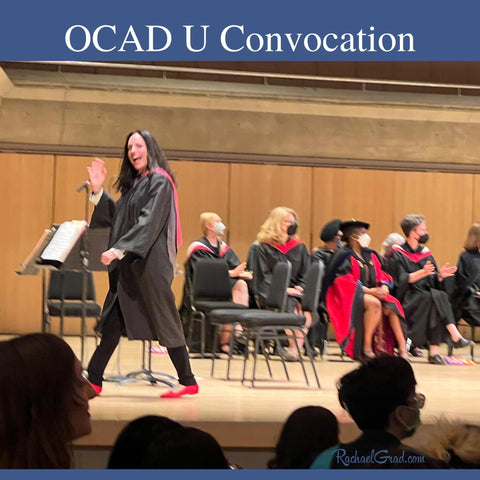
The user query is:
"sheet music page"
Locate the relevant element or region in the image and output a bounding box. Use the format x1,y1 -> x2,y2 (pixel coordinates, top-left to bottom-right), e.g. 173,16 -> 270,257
40,220 -> 87,264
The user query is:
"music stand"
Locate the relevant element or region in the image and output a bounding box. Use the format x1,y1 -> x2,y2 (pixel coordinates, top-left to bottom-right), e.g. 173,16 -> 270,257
17,223 -> 110,366
116,340 -> 177,388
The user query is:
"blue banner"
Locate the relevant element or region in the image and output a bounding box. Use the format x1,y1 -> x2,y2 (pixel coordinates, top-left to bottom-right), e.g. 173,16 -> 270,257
1,0 -> 480,60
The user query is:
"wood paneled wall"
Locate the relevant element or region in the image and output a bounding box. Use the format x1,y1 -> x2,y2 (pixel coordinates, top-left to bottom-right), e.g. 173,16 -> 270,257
2,152 -> 478,334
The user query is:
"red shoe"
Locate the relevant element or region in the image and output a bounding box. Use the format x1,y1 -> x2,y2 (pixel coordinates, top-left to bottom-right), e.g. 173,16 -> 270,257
90,383 -> 102,396
160,383 -> 199,398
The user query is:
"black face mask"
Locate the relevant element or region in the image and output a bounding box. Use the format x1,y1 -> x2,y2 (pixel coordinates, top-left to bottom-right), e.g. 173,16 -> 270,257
417,233 -> 429,244
287,222 -> 298,236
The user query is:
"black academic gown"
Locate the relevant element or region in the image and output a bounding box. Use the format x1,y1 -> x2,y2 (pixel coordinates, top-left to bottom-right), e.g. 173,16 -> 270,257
91,173 -> 185,347
387,243 -> 452,347
452,249 -> 480,326
256,239 -> 310,311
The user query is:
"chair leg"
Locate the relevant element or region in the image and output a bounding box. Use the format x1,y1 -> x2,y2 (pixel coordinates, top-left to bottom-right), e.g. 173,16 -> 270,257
304,335 -> 321,389
187,312 -> 206,358
226,328 -> 237,380
242,336 -> 252,385
200,315 -> 206,357
210,325 -> 221,378
275,337 -> 290,380
251,335 -> 260,388
292,330 -> 309,387
259,337 -> 274,379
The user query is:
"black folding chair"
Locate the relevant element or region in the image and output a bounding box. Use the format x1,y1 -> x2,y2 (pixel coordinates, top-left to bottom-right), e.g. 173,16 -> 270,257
187,259 -> 248,357
210,261 -> 324,388
44,269 -> 101,365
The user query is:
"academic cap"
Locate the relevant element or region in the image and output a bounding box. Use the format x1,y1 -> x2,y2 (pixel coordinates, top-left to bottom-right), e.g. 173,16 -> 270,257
340,219 -> 370,239
320,219 -> 342,242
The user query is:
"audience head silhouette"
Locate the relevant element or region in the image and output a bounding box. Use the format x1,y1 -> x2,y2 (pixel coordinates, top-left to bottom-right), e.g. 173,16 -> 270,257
0,333 -> 96,468
268,405 -> 339,469
338,355 -> 421,438
108,415 -> 230,469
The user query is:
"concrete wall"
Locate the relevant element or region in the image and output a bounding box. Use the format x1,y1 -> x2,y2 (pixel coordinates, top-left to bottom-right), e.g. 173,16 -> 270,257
2,66 -> 480,170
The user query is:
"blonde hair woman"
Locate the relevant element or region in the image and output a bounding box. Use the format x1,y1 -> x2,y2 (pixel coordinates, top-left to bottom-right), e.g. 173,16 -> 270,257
256,207 -> 311,361
180,212 -> 252,354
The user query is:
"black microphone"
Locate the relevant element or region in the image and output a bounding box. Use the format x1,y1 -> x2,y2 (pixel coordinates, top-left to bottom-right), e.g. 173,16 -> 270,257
76,180 -> 90,193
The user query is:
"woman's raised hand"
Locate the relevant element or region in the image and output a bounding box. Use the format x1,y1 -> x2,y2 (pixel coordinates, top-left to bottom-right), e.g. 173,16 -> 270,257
87,158 -> 107,194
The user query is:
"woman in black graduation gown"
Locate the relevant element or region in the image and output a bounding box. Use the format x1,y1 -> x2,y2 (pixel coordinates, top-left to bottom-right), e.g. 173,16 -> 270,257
179,211 -> 252,353
86,130 -> 198,398
452,222 -> 480,327
387,214 -> 472,365
255,206 -> 311,361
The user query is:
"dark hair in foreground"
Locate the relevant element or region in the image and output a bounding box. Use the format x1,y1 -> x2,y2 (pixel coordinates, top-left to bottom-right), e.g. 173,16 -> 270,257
108,415 -> 230,469
268,406 -> 339,469
0,333 -> 78,468
115,129 -> 176,195
338,355 -> 416,431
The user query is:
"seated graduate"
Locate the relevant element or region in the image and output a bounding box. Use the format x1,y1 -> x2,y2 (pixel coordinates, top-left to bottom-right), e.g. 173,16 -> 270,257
256,206 -> 311,361
310,356 -> 445,469
179,212 -> 252,354
309,218 -> 343,353
324,220 -> 408,361
451,222 -> 480,328
379,232 -> 405,270
311,218 -> 344,267
386,214 -> 472,365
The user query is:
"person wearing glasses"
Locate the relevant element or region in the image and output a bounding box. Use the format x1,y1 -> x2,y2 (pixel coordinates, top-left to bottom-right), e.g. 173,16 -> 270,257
311,355 -> 445,469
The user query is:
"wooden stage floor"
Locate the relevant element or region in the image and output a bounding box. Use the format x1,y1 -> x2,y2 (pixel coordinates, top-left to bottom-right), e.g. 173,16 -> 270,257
66,336 -> 480,463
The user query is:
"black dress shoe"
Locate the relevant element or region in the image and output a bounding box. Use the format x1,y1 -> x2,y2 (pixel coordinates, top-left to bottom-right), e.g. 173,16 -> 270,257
410,347 -> 424,358
452,337 -> 473,349
428,354 -> 445,365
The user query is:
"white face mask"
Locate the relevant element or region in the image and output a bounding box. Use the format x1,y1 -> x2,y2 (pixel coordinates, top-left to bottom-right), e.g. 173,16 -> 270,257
214,221 -> 226,235
396,406 -> 421,438
356,233 -> 371,248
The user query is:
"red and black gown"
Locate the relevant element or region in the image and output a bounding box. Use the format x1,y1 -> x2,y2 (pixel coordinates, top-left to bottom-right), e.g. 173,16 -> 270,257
325,247 -> 405,360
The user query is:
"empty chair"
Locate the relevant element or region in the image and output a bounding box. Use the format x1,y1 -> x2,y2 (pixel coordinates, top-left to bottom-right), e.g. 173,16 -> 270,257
186,259 -> 249,357
210,261 -> 290,379
210,261 -> 323,388
43,269 -> 101,364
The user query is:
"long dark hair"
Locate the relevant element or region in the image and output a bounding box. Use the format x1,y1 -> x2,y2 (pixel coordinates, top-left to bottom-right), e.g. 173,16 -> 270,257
268,406 -> 338,469
114,130 -> 177,195
0,333 -> 77,468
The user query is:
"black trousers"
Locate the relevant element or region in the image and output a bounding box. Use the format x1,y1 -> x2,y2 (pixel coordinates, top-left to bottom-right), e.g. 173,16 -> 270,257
87,300 -> 196,387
